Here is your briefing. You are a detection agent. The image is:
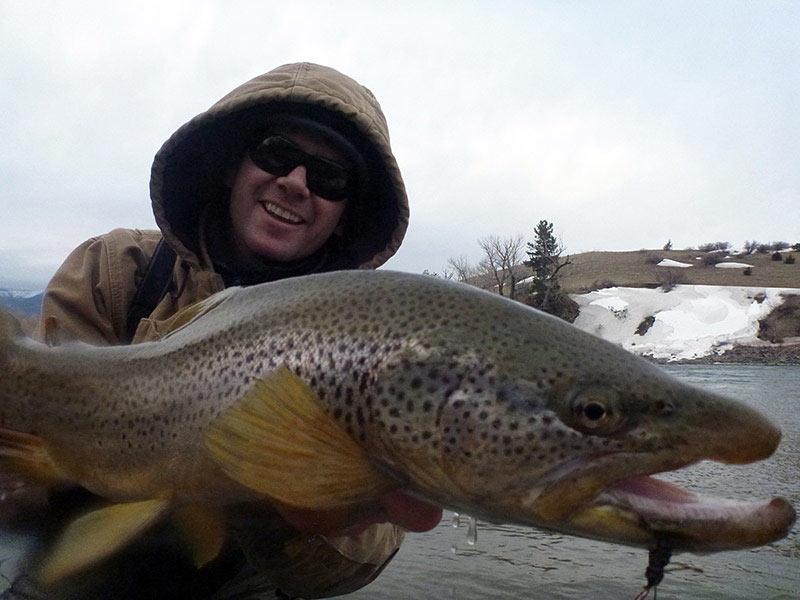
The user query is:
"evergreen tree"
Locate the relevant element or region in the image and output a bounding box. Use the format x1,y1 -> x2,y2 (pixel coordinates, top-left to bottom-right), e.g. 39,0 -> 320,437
525,220 -> 571,314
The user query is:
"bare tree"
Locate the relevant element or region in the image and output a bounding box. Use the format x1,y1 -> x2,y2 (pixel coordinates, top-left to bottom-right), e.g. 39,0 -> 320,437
446,255 -> 476,282
422,269 -> 454,280
477,234 -> 525,299
743,240 -> 759,255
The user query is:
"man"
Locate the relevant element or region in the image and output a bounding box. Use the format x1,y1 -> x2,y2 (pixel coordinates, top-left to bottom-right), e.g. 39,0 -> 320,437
2,62 -> 441,599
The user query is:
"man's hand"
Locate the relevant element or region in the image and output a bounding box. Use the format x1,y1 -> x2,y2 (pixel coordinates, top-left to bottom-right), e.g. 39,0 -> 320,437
274,491 -> 443,536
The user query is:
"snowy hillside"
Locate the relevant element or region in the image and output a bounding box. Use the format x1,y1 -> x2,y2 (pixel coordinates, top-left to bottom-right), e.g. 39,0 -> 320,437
572,285 -> 800,361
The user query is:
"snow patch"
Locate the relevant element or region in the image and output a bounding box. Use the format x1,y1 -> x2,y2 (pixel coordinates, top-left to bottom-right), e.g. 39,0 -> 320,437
0,289 -> 42,299
657,259 -> 692,268
572,285 -> 800,361
715,262 -> 752,269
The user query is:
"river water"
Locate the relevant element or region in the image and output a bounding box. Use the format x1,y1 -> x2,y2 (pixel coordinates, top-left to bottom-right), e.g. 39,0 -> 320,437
0,366 -> 796,598
339,365 -> 799,600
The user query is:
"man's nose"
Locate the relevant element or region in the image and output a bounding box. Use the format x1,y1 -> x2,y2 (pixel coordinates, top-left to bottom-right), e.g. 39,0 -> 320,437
278,165 -> 311,199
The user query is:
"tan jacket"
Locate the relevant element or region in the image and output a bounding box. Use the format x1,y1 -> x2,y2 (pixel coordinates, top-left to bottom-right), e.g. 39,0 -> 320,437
35,63 -> 411,598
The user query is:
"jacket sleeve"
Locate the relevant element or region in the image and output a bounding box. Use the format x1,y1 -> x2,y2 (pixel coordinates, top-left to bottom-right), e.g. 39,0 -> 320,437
34,229 -> 160,345
224,518 -> 404,599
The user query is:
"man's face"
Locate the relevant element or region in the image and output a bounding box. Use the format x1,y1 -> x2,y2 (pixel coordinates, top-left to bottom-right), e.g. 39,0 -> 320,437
228,126 -> 350,265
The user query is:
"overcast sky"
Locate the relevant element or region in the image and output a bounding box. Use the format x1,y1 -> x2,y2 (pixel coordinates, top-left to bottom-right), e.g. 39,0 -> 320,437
1,1 -> 798,289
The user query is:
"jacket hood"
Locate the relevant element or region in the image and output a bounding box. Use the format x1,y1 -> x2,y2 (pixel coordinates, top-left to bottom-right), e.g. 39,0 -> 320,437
150,62 -> 409,272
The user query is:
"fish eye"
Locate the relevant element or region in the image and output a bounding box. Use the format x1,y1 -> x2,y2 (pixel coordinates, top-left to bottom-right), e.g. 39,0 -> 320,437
583,401 -> 607,422
560,386 -> 624,434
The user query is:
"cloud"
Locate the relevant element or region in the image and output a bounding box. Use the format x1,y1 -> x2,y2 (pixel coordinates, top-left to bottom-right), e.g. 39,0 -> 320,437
1,1 -> 799,286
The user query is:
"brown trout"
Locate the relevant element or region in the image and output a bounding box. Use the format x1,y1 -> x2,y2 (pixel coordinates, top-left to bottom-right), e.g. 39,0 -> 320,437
0,270 -> 794,584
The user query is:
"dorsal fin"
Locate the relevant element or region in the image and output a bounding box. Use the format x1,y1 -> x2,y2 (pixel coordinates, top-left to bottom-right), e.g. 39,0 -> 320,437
161,287 -> 241,338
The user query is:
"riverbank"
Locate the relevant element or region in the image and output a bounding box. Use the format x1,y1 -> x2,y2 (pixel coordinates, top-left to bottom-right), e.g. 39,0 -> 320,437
650,343 -> 800,365
571,285 -> 800,362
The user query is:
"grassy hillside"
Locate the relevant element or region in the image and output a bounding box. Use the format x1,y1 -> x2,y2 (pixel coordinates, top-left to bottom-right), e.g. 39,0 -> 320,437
557,249 -> 799,293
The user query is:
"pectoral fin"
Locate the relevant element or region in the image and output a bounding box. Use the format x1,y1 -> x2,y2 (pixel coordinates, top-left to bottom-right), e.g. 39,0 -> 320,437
0,428 -> 71,486
173,504 -> 226,568
204,368 -> 396,511
39,498 -> 169,585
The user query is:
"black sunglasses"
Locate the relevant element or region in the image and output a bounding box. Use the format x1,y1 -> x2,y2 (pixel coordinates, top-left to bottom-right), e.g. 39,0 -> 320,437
248,135 -> 353,201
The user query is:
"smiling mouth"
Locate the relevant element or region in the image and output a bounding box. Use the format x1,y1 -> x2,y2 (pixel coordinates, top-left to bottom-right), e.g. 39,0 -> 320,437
261,201 -> 304,224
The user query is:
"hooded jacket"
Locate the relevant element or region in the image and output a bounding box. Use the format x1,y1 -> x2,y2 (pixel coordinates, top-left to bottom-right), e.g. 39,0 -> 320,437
33,63 -> 410,598
38,62 -> 409,346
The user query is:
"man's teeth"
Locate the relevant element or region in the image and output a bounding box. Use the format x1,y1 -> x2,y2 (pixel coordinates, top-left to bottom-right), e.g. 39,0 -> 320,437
264,202 -> 302,223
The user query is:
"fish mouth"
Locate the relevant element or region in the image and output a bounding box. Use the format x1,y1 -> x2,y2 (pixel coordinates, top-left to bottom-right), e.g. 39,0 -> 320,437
559,467 -> 796,553
526,391 -> 795,553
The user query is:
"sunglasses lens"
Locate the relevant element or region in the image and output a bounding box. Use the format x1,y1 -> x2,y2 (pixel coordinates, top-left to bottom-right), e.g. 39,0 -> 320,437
249,136 -> 352,201
249,136 -> 299,176
307,161 -> 350,200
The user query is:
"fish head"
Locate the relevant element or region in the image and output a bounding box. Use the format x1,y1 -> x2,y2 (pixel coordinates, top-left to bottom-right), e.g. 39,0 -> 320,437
366,288 -> 794,553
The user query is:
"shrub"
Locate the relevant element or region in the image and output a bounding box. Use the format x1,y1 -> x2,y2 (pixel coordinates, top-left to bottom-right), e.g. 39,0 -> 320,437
698,241 -> 730,253
656,268 -> 686,292
588,279 -> 617,291
611,307 -> 629,321
770,241 -> 791,251
792,243 -> 800,251
645,253 -> 662,265
743,240 -> 759,255
662,240 -> 673,251
700,254 -> 719,266
756,243 -> 772,254
523,290 -> 579,322
743,267 -> 753,276
772,252 -> 783,261
785,254 -> 796,264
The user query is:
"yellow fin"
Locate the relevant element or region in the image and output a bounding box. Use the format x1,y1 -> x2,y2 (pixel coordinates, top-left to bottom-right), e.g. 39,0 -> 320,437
161,287 -> 241,338
204,368 -> 396,510
173,504 -> 226,568
39,498 -> 169,585
0,428 -> 71,486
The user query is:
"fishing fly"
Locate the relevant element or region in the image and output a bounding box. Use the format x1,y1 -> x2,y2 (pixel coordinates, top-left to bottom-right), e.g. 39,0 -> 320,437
633,535 -> 673,600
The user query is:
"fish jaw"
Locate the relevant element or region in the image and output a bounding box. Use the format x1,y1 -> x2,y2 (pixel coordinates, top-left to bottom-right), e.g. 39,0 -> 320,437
564,477 -> 796,553
479,382 -> 794,553
469,449 -> 796,554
